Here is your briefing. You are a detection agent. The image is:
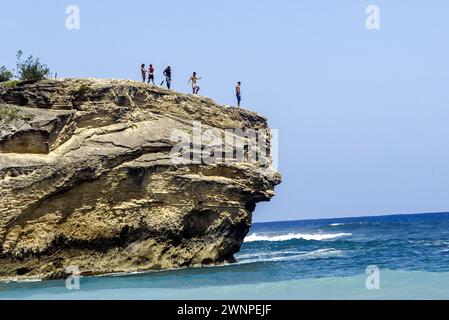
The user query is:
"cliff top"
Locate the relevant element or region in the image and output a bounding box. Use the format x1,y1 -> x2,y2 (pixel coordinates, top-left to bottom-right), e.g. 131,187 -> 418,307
0,78 -> 268,132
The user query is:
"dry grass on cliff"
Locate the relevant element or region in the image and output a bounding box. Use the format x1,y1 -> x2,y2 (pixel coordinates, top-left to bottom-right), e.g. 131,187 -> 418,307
0,105 -> 35,123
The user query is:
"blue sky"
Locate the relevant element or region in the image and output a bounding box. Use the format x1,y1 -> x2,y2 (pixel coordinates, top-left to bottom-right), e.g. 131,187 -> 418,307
1,1 -> 449,222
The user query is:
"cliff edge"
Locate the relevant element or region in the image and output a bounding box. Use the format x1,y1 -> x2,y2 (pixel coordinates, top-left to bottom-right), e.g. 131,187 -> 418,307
0,78 -> 280,280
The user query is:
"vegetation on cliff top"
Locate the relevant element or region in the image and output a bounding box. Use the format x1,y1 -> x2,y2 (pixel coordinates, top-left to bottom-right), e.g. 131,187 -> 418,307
0,66 -> 13,82
0,50 -> 51,83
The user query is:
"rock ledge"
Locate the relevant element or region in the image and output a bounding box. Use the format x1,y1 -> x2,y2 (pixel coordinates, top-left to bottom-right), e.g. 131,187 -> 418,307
0,79 -> 280,280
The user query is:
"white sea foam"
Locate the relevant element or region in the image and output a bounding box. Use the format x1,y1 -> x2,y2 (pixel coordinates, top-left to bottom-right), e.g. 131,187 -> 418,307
243,232 -> 352,242
329,223 -> 345,226
236,250 -> 301,259
2,277 -> 42,283
237,248 -> 343,264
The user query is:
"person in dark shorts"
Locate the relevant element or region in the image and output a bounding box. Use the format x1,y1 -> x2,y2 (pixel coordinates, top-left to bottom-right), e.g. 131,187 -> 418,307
141,64 -> 146,83
163,66 -> 172,89
236,81 -> 241,107
148,64 -> 155,84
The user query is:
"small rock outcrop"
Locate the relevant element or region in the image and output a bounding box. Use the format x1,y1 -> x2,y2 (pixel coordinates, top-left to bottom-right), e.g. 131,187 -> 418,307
0,79 -> 280,280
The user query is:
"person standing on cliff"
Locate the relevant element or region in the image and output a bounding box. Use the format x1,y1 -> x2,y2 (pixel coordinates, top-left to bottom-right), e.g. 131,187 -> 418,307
236,81 -> 241,107
163,66 -> 172,89
148,64 -> 155,85
141,64 -> 146,83
188,72 -> 201,94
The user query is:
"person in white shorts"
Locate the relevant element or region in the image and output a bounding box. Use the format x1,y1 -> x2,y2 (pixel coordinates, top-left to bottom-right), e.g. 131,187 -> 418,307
188,72 -> 202,94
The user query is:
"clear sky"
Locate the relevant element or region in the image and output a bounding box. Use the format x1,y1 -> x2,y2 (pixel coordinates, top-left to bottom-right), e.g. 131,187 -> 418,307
1,1 -> 449,222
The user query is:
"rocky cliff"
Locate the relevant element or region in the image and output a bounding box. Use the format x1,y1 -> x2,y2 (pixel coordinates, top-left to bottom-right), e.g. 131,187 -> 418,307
0,78 -> 280,281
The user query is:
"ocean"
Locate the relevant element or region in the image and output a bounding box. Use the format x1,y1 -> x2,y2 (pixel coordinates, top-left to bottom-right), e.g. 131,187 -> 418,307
1,212 -> 449,300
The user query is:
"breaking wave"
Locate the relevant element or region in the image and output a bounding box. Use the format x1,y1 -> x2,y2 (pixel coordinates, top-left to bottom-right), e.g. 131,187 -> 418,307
244,232 -> 352,242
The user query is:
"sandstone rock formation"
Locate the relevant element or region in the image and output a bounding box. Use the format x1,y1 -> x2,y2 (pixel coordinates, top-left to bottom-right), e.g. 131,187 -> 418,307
0,79 -> 280,281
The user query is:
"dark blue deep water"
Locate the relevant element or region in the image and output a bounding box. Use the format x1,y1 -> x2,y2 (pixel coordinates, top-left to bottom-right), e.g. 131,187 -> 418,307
2,213 -> 449,299
240,212 -> 449,279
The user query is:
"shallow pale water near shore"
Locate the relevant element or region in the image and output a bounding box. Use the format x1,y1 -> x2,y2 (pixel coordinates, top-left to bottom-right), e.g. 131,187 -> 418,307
1,270 -> 448,300
1,213 -> 449,299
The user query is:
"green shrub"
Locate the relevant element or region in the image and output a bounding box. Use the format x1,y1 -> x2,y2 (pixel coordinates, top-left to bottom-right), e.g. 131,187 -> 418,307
16,50 -> 50,81
0,65 -> 13,82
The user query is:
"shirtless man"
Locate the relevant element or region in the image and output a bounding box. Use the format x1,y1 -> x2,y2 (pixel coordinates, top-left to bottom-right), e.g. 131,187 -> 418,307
236,81 -> 241,107
188,72 -> 201,94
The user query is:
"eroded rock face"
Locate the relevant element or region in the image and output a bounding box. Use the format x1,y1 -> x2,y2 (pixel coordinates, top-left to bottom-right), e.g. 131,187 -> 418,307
0,79 -> 280,281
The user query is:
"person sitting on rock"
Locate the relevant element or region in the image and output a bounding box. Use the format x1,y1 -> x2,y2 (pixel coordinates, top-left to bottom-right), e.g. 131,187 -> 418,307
188,72 -> 201,94
148,64 -> 155,85
141,64 -> 146,83
163,66 -> 172,89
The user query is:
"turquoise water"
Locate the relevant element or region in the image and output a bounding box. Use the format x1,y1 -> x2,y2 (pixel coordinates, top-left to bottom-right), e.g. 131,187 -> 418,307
1,213 -> 449,299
